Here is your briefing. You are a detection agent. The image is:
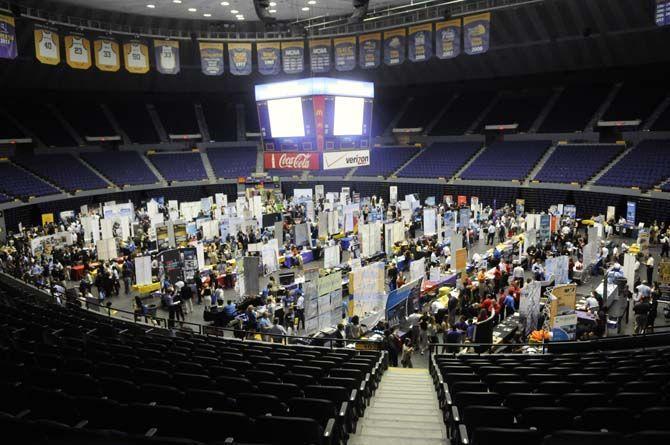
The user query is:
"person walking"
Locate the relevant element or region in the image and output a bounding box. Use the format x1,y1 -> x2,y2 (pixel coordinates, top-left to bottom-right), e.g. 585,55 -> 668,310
647,284 -> 660,333
646,255 -> 655,285
633,296 -> 651,335
401,339 -> 414,368
660,233 -> 669,258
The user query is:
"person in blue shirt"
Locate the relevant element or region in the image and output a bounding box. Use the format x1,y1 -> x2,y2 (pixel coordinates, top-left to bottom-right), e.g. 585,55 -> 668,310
503,291 -> 516,317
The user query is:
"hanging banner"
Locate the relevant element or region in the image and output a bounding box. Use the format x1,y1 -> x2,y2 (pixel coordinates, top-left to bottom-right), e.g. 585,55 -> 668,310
34,24 -> 60,65
657,0 -> 670,26
0,14 -> 18,60
94,36 -> 121,72
408,23 -> 432,62
154,39 -> 180,75
333,36 -> 356,71
64,31 -> 92,70
257,41 -> 281,75
359,32 -> 381,69
228,42 -> 252,75
309,38 -> 332,73
463,12 -> 491,55
199,41 -> 224,76
123,39 -> 150,74
435,19 -> 461,59
281,40 -> 304,74
383,28 -> 406,66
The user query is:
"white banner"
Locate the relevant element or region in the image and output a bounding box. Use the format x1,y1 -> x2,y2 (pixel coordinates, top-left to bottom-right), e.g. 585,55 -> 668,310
134,255 -> 153,286
324,244 -> 341,268
322,150 -> 371,170
410,257 -> 426,282
423,207 -> 437,235
389,186 -> 398,204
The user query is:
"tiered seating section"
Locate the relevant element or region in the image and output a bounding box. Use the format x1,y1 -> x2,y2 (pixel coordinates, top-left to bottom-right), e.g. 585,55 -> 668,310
81,152 -> 158,186
534,143 -> 623,184
353,146 -> 420,177
395,96 -> 446,129
0,162 -> 59,199
207,147 -> 257,179
147,152 -> 208,182
431,350 -> 670,445
399,142 -> 481,178
430,91 -> 495,136
597,140 -> 670,189
480,89 -> 552,132
58,100 -> 115,138
12,101 -> 77,147
107,100 -> 159,144
539,84 -> 610,133
0,289 -> 386,444
0,192 -> 13,203
153,99 -> 200,136
12,154 -> 108,192
602,84 -> 666,123
460,140 -> 551,181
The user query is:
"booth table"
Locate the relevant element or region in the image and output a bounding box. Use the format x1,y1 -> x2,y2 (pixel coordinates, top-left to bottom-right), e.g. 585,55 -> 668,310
492,313 -> 521,344
71,265 -> 85,281
132,282 -> 161,294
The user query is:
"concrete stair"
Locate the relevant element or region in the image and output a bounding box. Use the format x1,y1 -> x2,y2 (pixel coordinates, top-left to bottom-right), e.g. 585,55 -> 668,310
349,368 -> 448,445
200,152 -> 216,182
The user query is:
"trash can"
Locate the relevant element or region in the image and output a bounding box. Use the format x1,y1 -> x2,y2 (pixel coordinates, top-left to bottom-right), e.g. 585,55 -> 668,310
146,304 -> 158,317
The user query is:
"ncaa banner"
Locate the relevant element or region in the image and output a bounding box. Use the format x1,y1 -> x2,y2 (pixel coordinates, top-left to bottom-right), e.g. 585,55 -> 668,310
309,38 -> 331,73
199,42 -> 224,76
154,39 -> 180,75
123,39 -> 150,74
463,12 -> 491,55
257,41 -> 280,75
333,36 -> 356,72
408,23 -> 432,62
264,152 -> 320,170
383,28 -> 406,66
281,40 -> 304,74
358,33 -> 381,69
435,19 -> 461,59
94,36 -> 121,72
64,32 -> 92,70
34,23 -> 60,65
323,150 -> 370,170
0,14 -> 18,59
657,0 -> 670,26
228,42 -> 252,75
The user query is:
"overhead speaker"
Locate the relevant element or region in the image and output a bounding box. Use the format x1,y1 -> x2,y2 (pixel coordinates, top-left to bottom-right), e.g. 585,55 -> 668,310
253,0 -> 277,23
348,0 -> 370,24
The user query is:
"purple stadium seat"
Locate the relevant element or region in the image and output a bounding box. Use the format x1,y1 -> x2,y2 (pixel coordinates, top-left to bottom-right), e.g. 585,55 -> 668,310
148,152 -> 207,182
597,140 -> 670,189
353,146 -> 420,177
81,152 -> 158,186
460,140 -> 551,181
12,154 -> 108,192
534,144 -> 623,184
398,142 -> 481,178
0,162 -> 60,198
208,147 -> 257,178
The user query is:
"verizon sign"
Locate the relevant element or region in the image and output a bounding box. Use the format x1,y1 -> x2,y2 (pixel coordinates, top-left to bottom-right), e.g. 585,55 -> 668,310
264,152 -> 320,170
322,150 -> 371,170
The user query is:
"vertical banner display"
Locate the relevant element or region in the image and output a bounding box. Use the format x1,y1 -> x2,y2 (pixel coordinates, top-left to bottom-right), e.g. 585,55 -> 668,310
358,32 -> 381,69
463,12 -> 491,55
333,36 -> 356,71
626,201 -> 636,225
199,42 -> 224,76
539,214 -> 551,241
383,28 -> 406,66
389,186 -> 398,204
515,198 -> 525,215
34,24 -> 60,65
657,0 -> 670,26
257,41 -> 281,75
94,36 -> 121,72
154,39 -> 180,75
228,42 -> 252,75
64,32 -> 92,69
123,39 -> 150,74
309,38 -> 332,73
606,205 -> 616,221
281,40 -> 305,74
0,14 -> 18,59
435,19 -> 461,59
408,23 -> 433,62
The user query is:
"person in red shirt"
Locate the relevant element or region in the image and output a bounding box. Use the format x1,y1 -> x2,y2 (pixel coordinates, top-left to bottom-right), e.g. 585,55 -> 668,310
481,295 -> 494,314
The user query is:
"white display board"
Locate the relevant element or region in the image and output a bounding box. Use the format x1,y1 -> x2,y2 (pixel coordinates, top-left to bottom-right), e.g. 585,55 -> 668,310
423,207 -> 437,236
261,239 -> 280,275
324,244 -> 341,269
96,238 -> 117,261
315,184 -> 325,199
328,209 -> 340,235
344,203 -> 358,233
389,186 -> 398,204
623,253 -> 636,292
410,257 -> 426,282
100,218 -> 114,240
134,255 -> 153,286
294,188 -> 313,202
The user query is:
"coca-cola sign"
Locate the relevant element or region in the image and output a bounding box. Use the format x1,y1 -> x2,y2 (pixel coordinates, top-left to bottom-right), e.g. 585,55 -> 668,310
264,152 -> 320,170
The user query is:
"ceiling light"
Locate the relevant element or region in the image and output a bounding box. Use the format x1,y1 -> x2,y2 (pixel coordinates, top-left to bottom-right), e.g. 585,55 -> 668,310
221,1 -> 229,5
203,13 -> 212,17
269,9 -> 276,13
308,0 -> 316,4
301,7 -> 310,11
146,4 -> 155,8
269,1 -> 276,5
172,0 -> 181,4
188,7 -> 197,12
231,9 -> 239,14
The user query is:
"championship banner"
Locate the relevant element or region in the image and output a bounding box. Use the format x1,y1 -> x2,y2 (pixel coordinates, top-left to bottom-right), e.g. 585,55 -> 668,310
64,32 -> 92,70
154,39 -> 180,75
123,39 -> 150,74
264,152 -> 319,170
657,0 -> 670,26
435,19 -> 461,59
463,12 -> 491,55
383,28 -> 406,66
34,24 -> 60,65
199,42 -> 224,76
0,14 -> 18,59
94,36 -> 121,72
228,42 -> 252,75
408,23 -> 432,62
257,41 -> 280,75
309,38 -> 331,73
358,33 -> 381,69
281,40 -> 304,74
333,36 -> 356,71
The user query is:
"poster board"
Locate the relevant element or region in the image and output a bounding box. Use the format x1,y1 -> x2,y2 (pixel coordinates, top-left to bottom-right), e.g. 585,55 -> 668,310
96,238 -> 117,261
134,255 -> 153,286
324,244 -> 341,269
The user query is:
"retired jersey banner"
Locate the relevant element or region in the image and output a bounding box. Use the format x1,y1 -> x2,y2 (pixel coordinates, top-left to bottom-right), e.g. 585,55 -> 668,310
64,32 -> 92,69
199,42 -> 224,76
124,39 -> 150,74
281,40 -> 304,74
383,28 -> 406,66
94,36 -> 120,72
464,12 -> 490,55
657,0 -> 670,26
34,24 -> 60,65
408,23 -> 432,62
0,14 -> 17,59
228,42 -> 252,75
154,39 -> 180,75
359,33 -> 381,69
309,39 -> 331,73
257,41 -> 280,75
435,19 -> 461,59
333,36 -> 355,71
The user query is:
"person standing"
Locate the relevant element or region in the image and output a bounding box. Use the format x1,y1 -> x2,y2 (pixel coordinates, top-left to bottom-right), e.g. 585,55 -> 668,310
633,296 -> 651,335
646,255 -> 655,285
295,291 -> 305,331
401,339 -> 414,368
388,262 -> 398,291
647,284 -> 660,333
661,233 -> 670,258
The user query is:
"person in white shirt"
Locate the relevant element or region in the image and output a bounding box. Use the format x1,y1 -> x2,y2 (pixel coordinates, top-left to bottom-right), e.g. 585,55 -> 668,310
585,293 -> 600,313
513,262 -> 525,286
636,281 -> 651,302
295,293 -> 305,330
646,255 -> 655,284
